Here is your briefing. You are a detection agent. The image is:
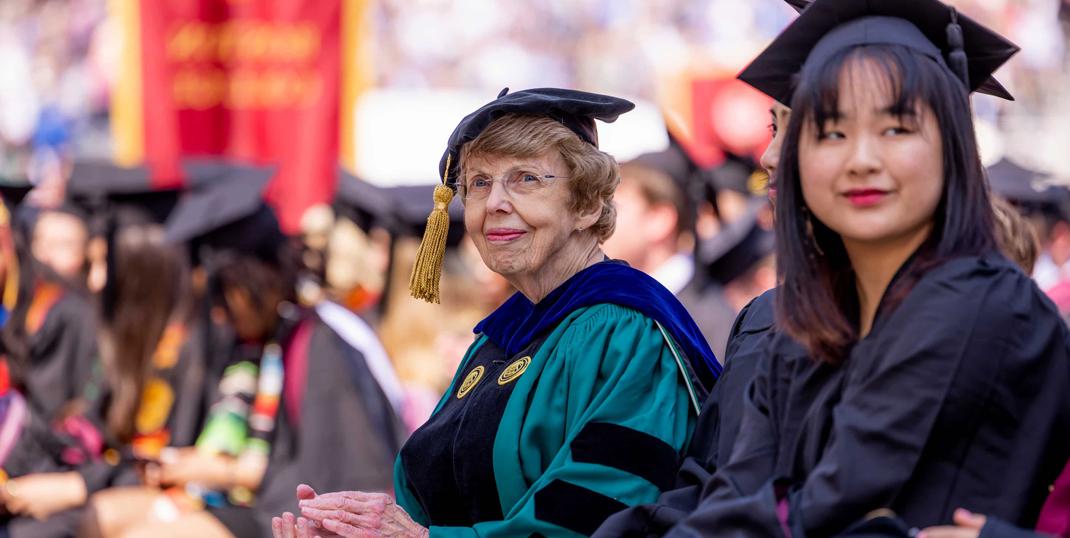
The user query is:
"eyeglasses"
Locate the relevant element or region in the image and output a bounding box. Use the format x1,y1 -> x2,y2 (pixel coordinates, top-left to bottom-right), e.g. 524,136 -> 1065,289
459,170 -> 568,201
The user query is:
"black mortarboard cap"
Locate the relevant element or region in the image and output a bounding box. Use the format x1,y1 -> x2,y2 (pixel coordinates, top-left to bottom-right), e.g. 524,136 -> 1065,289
180,158 -> 277,190
163,163 -> 280,263
632,144 -> 696,193
68,161 -> 154,196
708,157 -> 769,198
0,180 -> 34,212
333,169 -> 465,242
438,87 -> 635,188
67,161 -> 180,226
387,184 -> 466,244
739,0 -> 1019,105
0,179 -> 35,234
987,158 -> 1070,216
334,168 -> 397,233
698,199 -> 775,285
629,142 -> 703,231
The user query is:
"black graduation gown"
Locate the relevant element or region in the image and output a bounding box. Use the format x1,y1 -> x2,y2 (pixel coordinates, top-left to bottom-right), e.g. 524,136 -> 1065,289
76,322 -> 210,492
977,518 -> 1049,538
676,275 -> 738,360
3,322 -> 211,538
593,289 -> 776,537
24,290 -> 98,420
667,253 -> 1070,537
0,287 -> 100,480
215,314 -> 405,537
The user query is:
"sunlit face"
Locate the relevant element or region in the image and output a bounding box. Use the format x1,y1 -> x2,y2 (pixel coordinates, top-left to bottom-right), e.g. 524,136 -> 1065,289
798,58 -> 944,248
462,150 -> 596,278
32,211 -> 88,281
761,102 -> 792,205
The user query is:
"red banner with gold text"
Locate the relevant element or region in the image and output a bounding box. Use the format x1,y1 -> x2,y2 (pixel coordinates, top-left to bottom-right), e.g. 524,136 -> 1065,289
113,0 -> 364,233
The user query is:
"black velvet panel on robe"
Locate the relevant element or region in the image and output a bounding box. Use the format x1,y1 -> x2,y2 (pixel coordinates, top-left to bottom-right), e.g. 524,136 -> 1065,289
666,253 -> 1070,537
400,334 -> 547,527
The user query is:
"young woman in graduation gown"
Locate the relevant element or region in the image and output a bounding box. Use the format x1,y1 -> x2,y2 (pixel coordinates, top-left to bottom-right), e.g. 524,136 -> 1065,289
272,88 -> 722,538
86,200 -> 403,538
0,218 -> 98,426
663,1 -> 1070,536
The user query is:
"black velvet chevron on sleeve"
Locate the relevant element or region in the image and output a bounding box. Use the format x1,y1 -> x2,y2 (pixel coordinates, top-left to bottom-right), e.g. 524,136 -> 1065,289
534,479 -> 628,536
570,422 -> 679,491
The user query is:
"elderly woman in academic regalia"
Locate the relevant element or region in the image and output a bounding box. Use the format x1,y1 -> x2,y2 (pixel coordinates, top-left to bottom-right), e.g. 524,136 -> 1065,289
272,88 -> 722,538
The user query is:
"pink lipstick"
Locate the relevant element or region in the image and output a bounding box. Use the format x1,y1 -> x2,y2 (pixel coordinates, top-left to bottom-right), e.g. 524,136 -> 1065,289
486,228 -> 526,242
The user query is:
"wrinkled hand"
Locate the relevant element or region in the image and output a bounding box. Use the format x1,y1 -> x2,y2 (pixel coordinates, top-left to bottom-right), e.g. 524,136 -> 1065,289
298,490 -> 428,538
1,472 -> 87,520
919,508 -> 987,538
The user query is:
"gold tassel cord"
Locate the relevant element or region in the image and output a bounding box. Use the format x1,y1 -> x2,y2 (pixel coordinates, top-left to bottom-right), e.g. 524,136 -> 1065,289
0,204 -> 17,311
409,155 -> 455,303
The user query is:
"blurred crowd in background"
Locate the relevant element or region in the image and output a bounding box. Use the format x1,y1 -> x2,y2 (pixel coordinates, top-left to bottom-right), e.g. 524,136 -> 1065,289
3,0 -> 1070,178
2,0 -> 1070,425
2,0 -> 1070,427
2,0 -> 1070,534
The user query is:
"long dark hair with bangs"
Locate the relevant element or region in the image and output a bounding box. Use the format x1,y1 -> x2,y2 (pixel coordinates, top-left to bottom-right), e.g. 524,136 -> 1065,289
774,44 -> 995,364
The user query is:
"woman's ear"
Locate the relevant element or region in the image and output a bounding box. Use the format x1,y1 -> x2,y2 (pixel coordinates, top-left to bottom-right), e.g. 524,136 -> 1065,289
575,202 -> 602,232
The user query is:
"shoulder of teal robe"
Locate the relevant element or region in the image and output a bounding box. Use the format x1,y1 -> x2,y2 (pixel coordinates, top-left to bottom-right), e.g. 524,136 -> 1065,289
396,303 -> 699,537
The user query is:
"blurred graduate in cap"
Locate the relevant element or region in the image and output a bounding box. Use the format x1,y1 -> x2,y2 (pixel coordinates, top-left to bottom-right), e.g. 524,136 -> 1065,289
658,0 -> 1070,535
272,87 -> 720,538
697,198 -> 776,311
306,168 -> 498,431
0,162 -> 214,537
85,167 -> 404,538
602,143 -> 738,358
0,179 -> 97,439
297,170 -> 414,426
29,203 -> 90,287
986,158 -> 1070,291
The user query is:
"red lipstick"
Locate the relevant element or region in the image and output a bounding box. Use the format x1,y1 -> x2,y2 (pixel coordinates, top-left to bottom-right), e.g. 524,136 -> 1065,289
844,189 -> 889,207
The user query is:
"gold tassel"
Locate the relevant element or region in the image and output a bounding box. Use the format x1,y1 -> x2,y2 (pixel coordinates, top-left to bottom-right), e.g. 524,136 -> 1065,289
0,204 -> 17,311
409,155 -> 455,303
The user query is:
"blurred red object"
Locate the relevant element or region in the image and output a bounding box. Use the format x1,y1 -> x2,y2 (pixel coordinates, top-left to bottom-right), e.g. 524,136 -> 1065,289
662,74 -> 773,168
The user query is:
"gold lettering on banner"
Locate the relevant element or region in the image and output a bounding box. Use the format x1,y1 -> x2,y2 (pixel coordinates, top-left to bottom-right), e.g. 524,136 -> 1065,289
165,20 -> 326,110
171,67 -> 323,110
165,22 -> 322,64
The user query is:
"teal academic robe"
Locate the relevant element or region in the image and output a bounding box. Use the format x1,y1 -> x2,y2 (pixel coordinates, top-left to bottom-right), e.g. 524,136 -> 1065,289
395,303 -> 702,537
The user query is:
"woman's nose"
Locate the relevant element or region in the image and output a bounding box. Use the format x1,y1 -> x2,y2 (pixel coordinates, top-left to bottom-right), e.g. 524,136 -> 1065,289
485,180 -> 513,213
846,135 -> 881,177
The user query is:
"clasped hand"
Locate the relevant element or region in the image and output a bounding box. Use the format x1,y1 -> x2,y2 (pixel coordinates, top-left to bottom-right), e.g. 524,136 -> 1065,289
272,484 -> 428,538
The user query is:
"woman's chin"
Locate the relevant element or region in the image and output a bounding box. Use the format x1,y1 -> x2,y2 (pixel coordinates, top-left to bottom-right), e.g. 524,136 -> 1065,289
485,257 -> 528,277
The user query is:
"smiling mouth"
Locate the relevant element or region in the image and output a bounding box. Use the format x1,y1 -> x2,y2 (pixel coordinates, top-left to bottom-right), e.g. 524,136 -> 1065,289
486,230 -> 526,242
843,189 -> 890,207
